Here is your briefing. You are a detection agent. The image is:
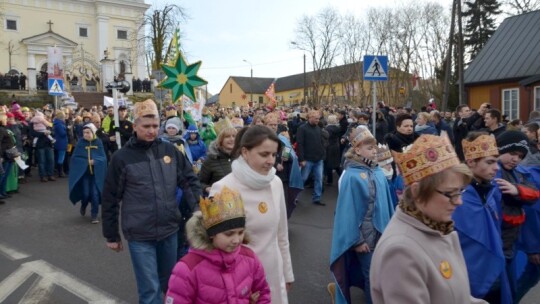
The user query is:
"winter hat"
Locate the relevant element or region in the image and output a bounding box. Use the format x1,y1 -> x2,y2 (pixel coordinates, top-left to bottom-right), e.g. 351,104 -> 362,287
200,186 -> 246,237
165,117 -> 183,133
11,103 -> 20,112
496,130 -> 529,157
186,124 -> 199,134
83,123 -> 97,136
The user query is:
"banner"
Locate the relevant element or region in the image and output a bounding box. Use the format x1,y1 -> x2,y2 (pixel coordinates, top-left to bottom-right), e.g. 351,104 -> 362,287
47,47 -> 63,80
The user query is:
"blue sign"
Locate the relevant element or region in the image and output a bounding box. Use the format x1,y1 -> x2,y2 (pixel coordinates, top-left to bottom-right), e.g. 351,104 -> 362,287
363,55 -> 388,81
48,79 -> 64,96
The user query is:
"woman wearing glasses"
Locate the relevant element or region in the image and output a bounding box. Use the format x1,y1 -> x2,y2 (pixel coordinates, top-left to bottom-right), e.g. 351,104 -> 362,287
370,134 -> 487,304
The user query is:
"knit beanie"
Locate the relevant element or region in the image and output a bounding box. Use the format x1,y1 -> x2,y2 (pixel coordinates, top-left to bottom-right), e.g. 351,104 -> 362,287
165,117 -> 183,134
83,123 -> 98,136
186,124 -> 199,134
496,130 -> 529,157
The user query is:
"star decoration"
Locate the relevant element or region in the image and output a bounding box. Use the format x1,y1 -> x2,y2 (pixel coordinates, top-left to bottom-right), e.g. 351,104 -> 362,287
159,53 -> 207,103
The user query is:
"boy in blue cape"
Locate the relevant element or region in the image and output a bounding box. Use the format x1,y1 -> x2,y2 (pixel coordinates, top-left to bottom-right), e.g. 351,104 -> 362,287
68,123 -> 107,223
330,126 -> 394,304
453,132 -> 512,303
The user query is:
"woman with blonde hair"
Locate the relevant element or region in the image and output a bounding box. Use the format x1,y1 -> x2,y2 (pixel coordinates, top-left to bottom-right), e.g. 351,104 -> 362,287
370,134 -> 487,304
199,127 -> 237,196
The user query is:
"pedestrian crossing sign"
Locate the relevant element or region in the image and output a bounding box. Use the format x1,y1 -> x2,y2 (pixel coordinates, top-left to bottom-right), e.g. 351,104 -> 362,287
48,79 -> 64,96
363,55 -> 388,81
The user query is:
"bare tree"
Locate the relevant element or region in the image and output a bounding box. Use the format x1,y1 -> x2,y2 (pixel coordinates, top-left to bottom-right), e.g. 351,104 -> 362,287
6,40 -> 20,71
292,7 -> 342,107
141,4 -> 187,71
502,0 -> 540,15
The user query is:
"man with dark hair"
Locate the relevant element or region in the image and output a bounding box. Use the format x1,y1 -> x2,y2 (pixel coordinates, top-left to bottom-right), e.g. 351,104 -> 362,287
483,109 -> 506,137
453,103 -> 488,161
528,110 -> 540,125
384,113 -> 418,153
102,99 -> 202,304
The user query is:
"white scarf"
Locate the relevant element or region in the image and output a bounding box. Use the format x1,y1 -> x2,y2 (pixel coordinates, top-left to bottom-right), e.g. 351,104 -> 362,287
232,156 -> 276,190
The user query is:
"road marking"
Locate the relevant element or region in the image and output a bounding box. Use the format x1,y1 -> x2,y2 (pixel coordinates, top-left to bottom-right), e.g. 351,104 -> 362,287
0,260 -> 126,303
19,277 -> 55,304
0,243 -> 30,260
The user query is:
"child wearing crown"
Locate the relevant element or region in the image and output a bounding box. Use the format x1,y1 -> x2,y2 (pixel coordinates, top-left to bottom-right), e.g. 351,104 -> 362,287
330,126 -> 395,304
165,186 -> 270,304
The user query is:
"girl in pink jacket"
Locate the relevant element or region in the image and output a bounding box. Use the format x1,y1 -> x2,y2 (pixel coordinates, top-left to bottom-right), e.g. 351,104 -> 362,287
165,187 -> 270,304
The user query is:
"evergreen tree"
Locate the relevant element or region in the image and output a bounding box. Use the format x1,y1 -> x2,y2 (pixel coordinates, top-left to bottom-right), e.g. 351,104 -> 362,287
462,0 -> 501,61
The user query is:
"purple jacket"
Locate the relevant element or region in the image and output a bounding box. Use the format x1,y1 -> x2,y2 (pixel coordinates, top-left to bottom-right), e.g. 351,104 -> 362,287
166,245 -> 271,304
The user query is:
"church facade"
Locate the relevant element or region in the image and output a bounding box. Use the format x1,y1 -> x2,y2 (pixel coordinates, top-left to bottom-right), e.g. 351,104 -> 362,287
1,0 -> 149,93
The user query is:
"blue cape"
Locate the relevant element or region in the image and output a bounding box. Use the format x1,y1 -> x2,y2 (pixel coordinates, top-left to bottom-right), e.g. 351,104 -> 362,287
330,164 -> 394,304
68,137 -> 107,204
453,183 -> 512,303
278,134 -> 303,190
516,165 -> 540,253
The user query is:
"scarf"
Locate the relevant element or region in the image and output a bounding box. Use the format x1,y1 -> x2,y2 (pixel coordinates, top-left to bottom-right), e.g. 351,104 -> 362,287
231,156 -> 276,190
399,201 -> 454,235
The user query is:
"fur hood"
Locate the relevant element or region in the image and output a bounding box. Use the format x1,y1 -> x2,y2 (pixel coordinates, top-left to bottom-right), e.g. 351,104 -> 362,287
186,211 -> 249,251
206,141 -> 232,160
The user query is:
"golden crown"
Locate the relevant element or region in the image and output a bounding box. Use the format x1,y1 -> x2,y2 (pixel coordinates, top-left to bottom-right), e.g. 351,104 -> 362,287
377,144 -> 393,165
134,99 -> 159,120
352,126 -> 374,146
462,134 -> 498,161
392,134 -> 460,185
200,186 -> 245,231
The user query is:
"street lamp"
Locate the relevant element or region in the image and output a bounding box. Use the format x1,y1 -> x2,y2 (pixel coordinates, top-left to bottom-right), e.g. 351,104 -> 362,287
243,59 -> 253,104
290,42 -> 307,105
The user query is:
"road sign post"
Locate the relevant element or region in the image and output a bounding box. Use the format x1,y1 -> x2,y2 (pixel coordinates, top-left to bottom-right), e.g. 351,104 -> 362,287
363,55 -> 388,137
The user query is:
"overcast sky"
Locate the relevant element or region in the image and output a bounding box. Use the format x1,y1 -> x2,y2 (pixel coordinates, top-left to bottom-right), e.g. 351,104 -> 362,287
149,0 -> 453,94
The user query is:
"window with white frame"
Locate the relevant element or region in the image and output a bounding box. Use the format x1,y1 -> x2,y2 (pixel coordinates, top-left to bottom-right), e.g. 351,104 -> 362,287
535,86 -> 540,111
502,88 -> 519,120
117,30 -> 128,40
79,27 -> 88,38
5,18 -> 18,31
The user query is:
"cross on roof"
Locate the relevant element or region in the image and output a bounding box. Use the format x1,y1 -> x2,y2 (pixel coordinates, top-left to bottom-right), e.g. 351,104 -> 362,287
47,20 -> 53,31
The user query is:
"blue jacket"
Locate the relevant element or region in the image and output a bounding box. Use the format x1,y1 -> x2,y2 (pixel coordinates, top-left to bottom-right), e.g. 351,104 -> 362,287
53,118 -> 68,150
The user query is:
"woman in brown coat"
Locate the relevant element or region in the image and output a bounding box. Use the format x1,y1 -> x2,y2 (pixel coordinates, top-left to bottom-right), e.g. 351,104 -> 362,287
370,134 -> 487,304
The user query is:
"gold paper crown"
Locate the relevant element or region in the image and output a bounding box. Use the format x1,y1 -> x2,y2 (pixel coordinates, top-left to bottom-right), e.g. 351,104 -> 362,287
200,186 -> 245,231
134,99 -> 159,120
377,144 -> 393,165
392,134 -> 460,185
462,135 -> 498,161
352,126 -> 374,145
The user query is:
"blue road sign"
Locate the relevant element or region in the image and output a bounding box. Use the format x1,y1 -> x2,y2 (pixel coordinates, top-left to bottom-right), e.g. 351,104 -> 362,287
48,79 -> 64,96
363,55 -> 388,81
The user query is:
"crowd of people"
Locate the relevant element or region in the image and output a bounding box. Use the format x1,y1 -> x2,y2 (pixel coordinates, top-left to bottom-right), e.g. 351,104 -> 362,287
1,97 -> 539,304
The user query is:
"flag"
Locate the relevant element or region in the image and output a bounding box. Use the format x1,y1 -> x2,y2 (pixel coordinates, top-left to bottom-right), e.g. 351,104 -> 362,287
265,80 -> 277,109
412,70 -> 420,91
167,28 -> 180,65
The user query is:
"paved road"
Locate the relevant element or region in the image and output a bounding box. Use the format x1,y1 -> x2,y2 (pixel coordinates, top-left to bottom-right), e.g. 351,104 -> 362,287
0,172 -> 538,303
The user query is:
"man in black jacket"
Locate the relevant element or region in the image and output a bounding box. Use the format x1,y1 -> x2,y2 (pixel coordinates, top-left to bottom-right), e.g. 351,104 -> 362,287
296,110 -> 326,206
102,99 -> 202,304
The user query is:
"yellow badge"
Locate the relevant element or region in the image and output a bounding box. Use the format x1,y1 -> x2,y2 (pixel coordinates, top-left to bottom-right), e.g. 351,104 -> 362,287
360,172 -> 367,180
163,156 -> 171,164
258,202 -> 268,214
439,260 -> 452,279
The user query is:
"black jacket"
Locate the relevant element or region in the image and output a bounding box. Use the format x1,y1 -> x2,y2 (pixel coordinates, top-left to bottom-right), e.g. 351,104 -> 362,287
198,142 -> 233,195
384,131 -> 418,153
296,122 -> 326,162
102,136 -> 202,242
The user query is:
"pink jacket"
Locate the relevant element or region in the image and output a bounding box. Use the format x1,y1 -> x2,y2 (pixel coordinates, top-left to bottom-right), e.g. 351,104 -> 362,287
165,245 -> 271,304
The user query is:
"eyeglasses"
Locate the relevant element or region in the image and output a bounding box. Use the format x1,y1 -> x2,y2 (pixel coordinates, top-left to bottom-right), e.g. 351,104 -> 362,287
435,189 -> 466,204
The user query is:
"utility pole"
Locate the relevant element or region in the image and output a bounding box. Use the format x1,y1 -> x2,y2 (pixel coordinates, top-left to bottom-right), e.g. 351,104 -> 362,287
243,59 -> 253,104
303,53 -> 307,104
442,0 -> 457,112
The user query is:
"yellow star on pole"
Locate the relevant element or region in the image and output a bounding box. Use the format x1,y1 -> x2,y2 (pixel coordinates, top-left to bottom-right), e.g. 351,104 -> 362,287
159,53 -> 207,103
